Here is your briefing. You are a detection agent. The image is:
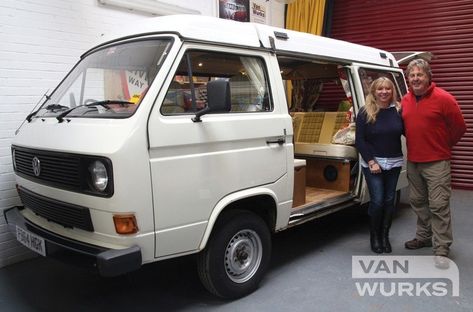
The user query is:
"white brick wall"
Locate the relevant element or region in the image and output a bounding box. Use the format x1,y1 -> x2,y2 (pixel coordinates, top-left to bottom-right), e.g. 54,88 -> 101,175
0,0 -> 150,267
0,0 -> 284,268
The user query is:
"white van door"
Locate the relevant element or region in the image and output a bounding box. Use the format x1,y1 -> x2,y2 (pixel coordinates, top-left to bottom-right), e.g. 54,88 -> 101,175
147,46 -> 291,258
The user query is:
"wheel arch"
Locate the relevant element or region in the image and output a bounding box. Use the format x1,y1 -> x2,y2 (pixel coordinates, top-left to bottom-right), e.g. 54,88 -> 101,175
199,189 -> 277,250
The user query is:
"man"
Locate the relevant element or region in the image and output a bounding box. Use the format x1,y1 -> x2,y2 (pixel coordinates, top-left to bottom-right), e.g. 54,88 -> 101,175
401,59 -> 466,268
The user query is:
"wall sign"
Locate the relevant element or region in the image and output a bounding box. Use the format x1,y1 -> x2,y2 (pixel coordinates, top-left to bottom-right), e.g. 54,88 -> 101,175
218,0 -> 249,22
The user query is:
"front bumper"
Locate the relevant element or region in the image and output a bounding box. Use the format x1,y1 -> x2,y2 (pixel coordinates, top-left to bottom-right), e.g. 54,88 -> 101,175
4,206 -> 142,277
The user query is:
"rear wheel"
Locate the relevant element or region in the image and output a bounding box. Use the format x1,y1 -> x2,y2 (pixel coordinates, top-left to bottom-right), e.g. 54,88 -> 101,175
197,210 -> 271,299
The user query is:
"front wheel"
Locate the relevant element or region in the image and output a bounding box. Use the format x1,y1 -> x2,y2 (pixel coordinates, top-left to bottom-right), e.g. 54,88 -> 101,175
197,210 -> 271,299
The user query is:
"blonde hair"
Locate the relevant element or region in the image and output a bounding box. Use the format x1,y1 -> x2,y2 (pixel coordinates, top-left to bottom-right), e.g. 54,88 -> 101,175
363,77 -> 400,123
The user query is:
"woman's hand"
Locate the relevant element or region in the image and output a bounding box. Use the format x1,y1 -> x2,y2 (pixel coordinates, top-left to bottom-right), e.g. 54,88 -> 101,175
368,160 -> 381,174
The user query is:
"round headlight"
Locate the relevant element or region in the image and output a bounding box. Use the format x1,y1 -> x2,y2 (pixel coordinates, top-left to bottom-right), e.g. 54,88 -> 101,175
89,160 -> 108,192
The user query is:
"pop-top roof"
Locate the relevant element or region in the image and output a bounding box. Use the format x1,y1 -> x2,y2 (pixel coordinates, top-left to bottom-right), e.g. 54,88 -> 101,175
95,14 -> 397,67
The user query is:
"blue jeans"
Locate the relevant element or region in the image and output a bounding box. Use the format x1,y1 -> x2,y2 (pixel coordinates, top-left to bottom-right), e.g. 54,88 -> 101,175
362,166 -> 401,217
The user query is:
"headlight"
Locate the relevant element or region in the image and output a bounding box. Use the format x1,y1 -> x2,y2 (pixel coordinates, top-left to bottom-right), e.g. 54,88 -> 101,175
88,160 -> 108,192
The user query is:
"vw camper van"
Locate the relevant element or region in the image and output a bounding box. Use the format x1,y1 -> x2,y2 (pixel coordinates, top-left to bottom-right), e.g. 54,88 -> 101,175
5,15 -> 409,299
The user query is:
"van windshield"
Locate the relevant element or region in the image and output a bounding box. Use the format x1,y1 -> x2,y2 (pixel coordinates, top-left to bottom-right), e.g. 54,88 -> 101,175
35,39 -> 172,119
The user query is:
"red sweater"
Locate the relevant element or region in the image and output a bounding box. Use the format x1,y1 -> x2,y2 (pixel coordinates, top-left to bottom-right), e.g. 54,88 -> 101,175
401,83 -> 466,163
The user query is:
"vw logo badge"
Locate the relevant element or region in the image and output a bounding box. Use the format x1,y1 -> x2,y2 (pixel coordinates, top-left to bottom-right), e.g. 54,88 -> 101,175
32,157 -> 41,177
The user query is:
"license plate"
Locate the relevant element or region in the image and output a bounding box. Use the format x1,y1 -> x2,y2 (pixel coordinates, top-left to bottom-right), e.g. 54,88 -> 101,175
16,226 -> 46,257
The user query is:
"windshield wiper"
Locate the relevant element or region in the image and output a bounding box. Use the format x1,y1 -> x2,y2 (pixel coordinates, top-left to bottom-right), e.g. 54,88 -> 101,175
56,100 -> 134,123
25,90 -> 50,122
45,104 -> 69,111
26,111 -> 39,123
90,100 -> 134,107
56,103 -> 101,123
26,104 -> 68,122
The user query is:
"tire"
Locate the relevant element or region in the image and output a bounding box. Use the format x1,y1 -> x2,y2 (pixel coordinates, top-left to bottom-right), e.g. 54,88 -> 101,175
197,210 -> 271,299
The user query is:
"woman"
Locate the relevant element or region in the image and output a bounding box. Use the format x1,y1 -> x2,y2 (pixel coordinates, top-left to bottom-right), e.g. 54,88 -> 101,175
355,77 -> 404,254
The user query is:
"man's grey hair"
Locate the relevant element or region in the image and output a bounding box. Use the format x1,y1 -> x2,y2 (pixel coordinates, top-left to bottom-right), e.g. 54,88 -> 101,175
406,58 -> 432,82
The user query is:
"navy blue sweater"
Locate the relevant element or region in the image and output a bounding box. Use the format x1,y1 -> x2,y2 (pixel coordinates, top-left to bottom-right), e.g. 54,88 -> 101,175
355,106 -> 403,163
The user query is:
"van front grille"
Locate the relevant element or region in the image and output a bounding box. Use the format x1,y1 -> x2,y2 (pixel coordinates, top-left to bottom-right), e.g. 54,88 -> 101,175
18,187 -> 94,232
13,146 -> 82,190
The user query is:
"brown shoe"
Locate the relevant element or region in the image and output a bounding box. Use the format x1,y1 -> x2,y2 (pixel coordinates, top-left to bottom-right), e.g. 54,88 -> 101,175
404,238 -> 432,249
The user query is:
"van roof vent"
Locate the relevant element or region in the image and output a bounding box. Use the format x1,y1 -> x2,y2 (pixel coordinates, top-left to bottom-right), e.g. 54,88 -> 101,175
274,31 -> 289,40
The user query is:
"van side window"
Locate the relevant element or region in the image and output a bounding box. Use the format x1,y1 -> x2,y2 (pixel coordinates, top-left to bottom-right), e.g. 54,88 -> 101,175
161,50 -> 272,115
358,68 -> 406,100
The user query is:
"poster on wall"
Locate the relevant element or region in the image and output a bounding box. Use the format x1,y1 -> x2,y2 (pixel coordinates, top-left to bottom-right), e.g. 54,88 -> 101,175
249,0 -> 268,24
218,0 -> 249,22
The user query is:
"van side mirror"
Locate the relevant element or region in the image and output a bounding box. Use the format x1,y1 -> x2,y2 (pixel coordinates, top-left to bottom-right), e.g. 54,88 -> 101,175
192,80 -> 231,122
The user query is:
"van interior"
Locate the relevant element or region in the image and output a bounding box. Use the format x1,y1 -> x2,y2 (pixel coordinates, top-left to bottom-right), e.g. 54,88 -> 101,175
277,56 -> 359,220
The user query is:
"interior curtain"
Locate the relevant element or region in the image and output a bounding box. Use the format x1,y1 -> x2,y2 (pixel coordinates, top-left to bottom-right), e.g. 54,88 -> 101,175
240,56 -> 266,110
240,57 -> 265,97
305,80 -> 323,111
291,80 -> 323,112
291,80 -> 304,111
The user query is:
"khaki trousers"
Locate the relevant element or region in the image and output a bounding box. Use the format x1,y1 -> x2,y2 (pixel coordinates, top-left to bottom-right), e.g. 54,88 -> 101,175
407,160 -> 452,256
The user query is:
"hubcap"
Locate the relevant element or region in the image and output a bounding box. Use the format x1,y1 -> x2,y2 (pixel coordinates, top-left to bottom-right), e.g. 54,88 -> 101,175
224,229 -> 263,283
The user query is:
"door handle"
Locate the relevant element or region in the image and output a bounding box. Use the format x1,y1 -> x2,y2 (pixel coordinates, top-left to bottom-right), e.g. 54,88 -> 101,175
266,137 -> 286,145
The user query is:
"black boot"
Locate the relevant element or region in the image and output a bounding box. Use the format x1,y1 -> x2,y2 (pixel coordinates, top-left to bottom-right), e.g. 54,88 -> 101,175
369,213 -> 383,254
382,211 -> 393,253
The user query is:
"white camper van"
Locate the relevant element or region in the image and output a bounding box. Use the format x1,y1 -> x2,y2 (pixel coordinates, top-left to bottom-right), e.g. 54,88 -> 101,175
5,15 -> 409,299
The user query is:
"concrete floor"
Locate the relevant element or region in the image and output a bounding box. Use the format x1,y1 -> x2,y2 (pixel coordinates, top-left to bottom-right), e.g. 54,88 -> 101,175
1,189 -> 472,312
